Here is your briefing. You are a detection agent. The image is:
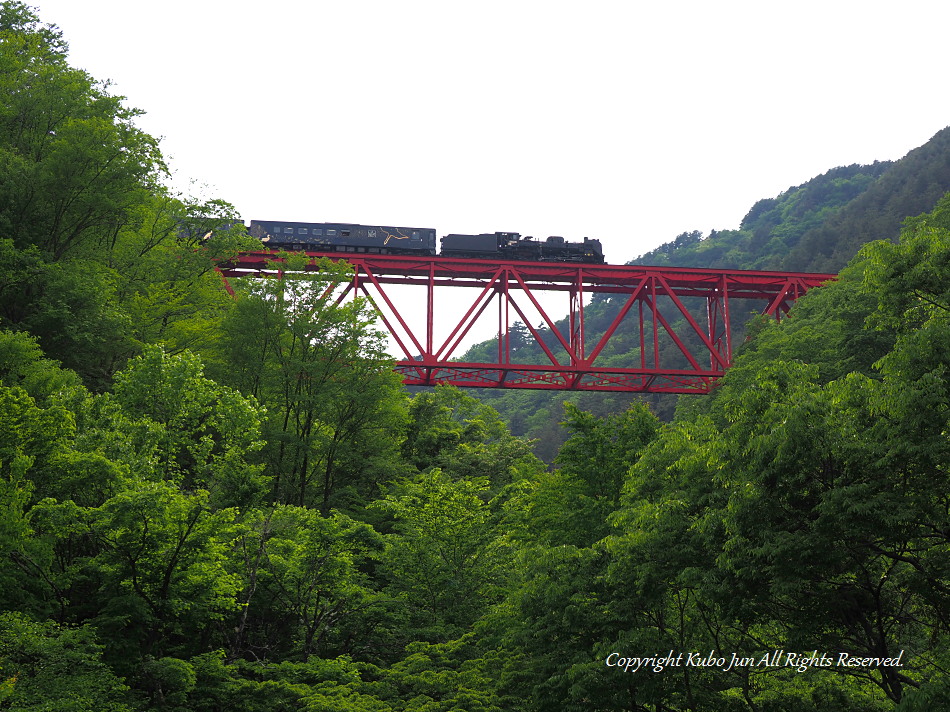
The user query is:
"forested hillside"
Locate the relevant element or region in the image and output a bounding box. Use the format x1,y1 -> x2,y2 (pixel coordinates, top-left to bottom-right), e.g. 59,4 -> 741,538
634,128 -> 950,273
469,126 -> 950,456
4,3 -> 950,710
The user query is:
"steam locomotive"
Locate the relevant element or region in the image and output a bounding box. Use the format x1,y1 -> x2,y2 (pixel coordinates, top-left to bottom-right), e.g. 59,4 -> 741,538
247,220 -> 605,264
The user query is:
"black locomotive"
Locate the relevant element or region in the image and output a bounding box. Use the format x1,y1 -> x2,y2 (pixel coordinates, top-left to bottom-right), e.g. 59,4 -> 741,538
249,220 -> 605,264
441,231 -> 604,263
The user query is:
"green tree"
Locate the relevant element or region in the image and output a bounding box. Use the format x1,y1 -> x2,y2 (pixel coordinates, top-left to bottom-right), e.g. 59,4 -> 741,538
112,345 -> 268,508
402,385 -> 543,489
214,267 -> 406,513
0,239 -> 133,389
510,401 -> 660,548
371,470 -> 509,642
90,483 -> 241,669
0,611 -> 132,711
112,193 -> 257,358
230,506 -> 384,662
0,328 -> 81,403
0,4 -> 252,390
0,2 -> 164,260
379,636 -> 503,712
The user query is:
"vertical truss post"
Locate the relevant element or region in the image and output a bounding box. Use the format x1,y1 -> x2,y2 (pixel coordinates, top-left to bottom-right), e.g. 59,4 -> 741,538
650,277 -> 660,369
498,269 -> 509,365
638,297 -> 646,370
569,267 -> 585,367
426,263 -> 435,360
707,274 -> 732,370
722,275 -> 732,364
350,264 -> 362,301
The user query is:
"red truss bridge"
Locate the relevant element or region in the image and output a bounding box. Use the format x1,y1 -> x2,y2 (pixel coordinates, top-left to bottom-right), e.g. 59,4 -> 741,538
219,252 -> 835,394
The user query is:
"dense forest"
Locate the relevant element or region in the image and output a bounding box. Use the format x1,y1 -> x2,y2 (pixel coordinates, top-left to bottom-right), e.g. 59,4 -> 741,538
3,3 -> 950,710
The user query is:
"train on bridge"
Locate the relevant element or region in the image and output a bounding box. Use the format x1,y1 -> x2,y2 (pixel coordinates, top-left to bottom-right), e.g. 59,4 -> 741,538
246,219 -> 605,264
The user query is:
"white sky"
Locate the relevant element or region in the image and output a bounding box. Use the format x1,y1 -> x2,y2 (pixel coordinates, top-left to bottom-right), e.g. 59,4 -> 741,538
31,0 -> 950,266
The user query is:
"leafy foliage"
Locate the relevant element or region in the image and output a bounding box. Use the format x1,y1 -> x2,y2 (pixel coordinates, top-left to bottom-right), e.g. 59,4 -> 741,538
0,611 -> 132,711
212,270 -> 406,513
113,345 -> 267,507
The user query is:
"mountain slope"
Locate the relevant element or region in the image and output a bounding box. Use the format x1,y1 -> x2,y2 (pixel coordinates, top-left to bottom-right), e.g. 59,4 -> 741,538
633,125 -> 950,272
783,126 -> 950,271
461,126 -> 950,458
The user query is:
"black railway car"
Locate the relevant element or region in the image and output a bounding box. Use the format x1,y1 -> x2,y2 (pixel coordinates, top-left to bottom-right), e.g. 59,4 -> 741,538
248,220 -> 437,255
441,232 -> 604,263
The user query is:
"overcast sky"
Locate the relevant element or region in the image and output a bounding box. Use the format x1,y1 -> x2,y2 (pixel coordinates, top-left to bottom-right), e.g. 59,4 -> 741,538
30,0 -> 950,267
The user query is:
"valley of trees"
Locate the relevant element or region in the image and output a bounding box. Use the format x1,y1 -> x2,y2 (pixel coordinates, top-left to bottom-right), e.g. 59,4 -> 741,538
3,3 -> 950,710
